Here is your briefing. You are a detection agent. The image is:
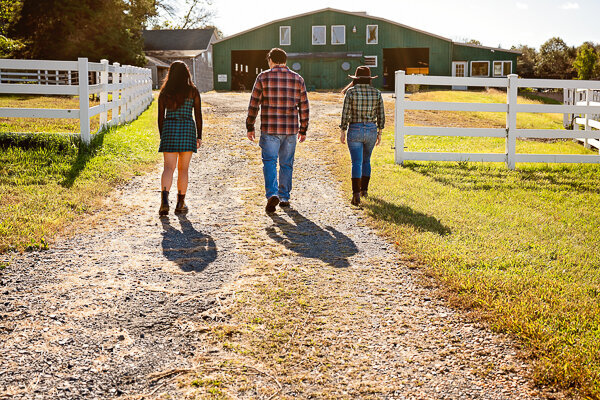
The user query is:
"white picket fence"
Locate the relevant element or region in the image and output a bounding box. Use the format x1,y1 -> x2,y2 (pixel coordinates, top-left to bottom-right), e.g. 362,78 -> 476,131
0,58 -> 153,144
563,88 -> 600,150
394,71 -> 600,169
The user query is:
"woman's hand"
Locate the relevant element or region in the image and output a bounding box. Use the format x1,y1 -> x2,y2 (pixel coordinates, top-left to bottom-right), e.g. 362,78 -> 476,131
340,129 -> 346,144
197,139 -> 202,149
376,130 -> 382,146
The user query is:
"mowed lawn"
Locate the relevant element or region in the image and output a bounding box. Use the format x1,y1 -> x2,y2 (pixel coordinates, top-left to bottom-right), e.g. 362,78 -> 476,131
359,90 -> 600,397
0,94 -> 159,253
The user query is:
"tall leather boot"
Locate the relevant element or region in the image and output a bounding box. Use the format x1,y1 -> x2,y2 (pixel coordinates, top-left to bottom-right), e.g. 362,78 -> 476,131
360,176 -> 371,198
351,178 -> 361,206
159,190 -> 169,216
175,193 -> 188,214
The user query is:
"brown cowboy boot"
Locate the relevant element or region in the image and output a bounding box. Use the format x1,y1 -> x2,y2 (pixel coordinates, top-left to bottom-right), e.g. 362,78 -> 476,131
360,176 -> 370,198
175,193 -> 188,214
351,178 -> 361,206
159,190 -> 169,216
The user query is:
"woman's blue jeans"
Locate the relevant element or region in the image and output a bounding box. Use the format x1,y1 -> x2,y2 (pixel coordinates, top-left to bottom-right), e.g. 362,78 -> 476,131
347,122 -> 377,178
259,133 -> 297,201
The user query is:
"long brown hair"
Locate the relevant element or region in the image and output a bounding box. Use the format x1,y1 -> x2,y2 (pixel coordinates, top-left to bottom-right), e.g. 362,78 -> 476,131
341,77 -> 372,95
159,61 -> 197,109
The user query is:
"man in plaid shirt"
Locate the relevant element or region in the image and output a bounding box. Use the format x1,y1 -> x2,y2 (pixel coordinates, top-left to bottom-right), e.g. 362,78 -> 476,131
246,48 -> 310,213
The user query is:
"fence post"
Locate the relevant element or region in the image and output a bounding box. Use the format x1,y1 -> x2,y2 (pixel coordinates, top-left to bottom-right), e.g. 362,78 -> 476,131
122,66 -> 129,122
99,59 -> 109,129
78,57 -> 91,145
112,62 -> 121,125
506,74 -> 518,170
584,88 -> 591,149
394,70 -> 406,165
563,88 -> 570,128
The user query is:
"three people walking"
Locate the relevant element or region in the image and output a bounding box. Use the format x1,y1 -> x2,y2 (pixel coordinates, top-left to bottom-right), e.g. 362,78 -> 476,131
157,61 -> 203,216
158,52 -> 383,214
340,66 -> 385,206
246,48 -> 310,213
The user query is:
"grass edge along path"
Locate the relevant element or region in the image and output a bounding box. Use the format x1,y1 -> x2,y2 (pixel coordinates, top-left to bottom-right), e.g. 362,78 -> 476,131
325,123 -> 600,397
0,99 -> 160,254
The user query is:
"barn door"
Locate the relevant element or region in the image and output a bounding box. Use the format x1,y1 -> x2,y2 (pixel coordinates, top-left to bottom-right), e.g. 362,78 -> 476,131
452,61 -> 467,90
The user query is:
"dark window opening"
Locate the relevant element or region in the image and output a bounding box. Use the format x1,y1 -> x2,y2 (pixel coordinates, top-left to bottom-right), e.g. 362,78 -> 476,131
231,50 -> 270,90
383,48 -> 430,90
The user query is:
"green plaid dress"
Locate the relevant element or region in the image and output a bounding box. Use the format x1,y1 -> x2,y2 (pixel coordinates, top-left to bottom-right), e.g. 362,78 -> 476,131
159,98 -> 198,153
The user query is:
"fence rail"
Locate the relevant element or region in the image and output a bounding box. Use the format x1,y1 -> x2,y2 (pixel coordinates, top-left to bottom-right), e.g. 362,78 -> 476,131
564,88 -> 600,150
394,71 -> 600,170
0,58 -> 153,144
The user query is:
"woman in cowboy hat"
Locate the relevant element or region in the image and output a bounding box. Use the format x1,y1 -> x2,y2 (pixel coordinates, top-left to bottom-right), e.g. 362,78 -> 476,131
339,66 -> 385,206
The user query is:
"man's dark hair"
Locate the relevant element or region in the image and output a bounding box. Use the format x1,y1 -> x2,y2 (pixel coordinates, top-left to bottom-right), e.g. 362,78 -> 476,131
267,48 -> 287,64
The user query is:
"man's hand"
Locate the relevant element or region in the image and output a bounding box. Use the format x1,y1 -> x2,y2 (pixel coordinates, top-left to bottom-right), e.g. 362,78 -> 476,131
376,129 -> 382,146
247,130 -> 255,141
298,133 -> 306,143
340,129 -> 346,144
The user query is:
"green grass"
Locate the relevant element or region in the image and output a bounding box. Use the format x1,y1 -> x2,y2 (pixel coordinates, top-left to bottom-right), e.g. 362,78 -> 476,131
363,90 -> 600,398
0,98 -> 159,252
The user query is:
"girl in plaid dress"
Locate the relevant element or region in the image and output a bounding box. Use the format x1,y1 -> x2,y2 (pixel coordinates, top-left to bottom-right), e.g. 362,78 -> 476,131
158,61 -> 203,216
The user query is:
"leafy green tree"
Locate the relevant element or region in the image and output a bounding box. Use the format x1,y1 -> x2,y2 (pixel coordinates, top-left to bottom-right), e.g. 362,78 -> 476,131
535,37 -> 573,79
0,0 -> 23,57
10,0 -> 155,65
573,42 -> 599,80
512,44 -> 537,78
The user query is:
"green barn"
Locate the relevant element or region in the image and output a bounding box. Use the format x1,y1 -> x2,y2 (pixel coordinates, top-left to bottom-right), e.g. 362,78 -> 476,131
212,8 -> 520,91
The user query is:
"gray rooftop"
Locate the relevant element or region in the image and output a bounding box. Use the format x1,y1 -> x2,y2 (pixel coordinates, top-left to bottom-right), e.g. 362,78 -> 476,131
143,29 -> 214,51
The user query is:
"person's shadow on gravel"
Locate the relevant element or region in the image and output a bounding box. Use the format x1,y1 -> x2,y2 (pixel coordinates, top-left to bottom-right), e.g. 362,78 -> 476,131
161,214 -> 217,272
267,208 -> 358,268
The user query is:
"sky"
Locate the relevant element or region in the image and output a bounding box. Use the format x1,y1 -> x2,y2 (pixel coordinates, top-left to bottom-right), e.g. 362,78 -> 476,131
207,0 -> 600,49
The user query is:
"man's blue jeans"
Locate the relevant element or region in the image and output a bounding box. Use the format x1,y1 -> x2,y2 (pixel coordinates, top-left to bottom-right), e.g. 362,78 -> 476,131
259,133 -> 297,201
347,122 -> 378,178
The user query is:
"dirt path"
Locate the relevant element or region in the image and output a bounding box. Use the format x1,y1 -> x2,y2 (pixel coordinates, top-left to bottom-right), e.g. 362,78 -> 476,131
1,92 -> 568,399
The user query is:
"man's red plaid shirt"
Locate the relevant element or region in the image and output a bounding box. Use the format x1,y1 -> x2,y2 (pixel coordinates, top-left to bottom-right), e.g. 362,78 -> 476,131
246,66 -> 309,135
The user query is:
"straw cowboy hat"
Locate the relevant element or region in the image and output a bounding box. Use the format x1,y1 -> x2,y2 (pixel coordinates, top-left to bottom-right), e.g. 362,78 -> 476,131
348,66 -> 378,79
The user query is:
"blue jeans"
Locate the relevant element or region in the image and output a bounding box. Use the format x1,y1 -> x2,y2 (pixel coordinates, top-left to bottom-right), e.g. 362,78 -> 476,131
259,134 -> 297,201
347,122 -> 378,178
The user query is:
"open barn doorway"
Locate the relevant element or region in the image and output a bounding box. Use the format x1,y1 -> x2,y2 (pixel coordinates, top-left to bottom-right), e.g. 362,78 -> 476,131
383,48 -> 429,90
231,50 -> 269,90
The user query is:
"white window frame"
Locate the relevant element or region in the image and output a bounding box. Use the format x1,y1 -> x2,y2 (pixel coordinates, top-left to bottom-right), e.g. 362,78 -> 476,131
470,60 -> 490,77
493,60 -> 513,77
312,25 -> 326,45
279,26 -> 291,46
364,56 -> 378,68
366,25 -> 378,45
331,25 -> 346,45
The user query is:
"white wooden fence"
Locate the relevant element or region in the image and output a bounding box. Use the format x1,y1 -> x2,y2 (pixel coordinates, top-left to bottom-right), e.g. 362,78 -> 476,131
0,58 -> 153,144
394,71 -> 600,169
563,88 -> 600,150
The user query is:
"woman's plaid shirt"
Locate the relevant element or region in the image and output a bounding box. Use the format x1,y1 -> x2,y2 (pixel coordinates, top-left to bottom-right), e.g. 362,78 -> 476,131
340,84 -> 385,131
246,66 -> 310,135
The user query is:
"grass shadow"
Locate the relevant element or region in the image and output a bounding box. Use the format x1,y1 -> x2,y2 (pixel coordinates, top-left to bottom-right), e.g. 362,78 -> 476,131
363,197 -> 451,236
61,130 -> 106,188
161,214 -> 217,273
405,162 -> 600,194
267,208 -> 358,268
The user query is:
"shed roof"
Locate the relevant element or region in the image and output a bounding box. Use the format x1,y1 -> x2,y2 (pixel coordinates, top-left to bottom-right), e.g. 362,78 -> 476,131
145,50 -> 205,58
143,29 -> 214,51
144,55 -> 170,68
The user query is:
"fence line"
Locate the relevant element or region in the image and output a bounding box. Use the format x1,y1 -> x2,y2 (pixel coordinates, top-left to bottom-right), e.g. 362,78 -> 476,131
0,58 -> 153,144
563,88 -> 600,150
394,71 -> 600,170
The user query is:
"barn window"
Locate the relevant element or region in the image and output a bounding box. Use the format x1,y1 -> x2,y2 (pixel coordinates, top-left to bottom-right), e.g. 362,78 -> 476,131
366,25 -> 378,44
280,26 -> 291,46
364,56 -> 377,67
331,25 -> 346,45
312,26 -> 326,45
471,61 -> 490,77
493,60 -> 512,77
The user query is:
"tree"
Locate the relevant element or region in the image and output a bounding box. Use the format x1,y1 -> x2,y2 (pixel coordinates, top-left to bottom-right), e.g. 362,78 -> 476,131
512,44 -> 537,78
573,42 -> 599,80
0,0 -> 23,57
148,0 -> 215,29
10,0 -> 155,66
535,37 -> 572,79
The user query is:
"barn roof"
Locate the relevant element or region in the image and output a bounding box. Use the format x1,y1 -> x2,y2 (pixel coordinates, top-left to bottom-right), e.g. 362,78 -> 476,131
454,42 -> 522,55
143,29 -> 214,51
215,8 -> 453,44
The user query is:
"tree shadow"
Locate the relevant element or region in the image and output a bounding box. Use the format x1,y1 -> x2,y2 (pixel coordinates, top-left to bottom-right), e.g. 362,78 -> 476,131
404,162 -> 600,194
266,208 -> 358,268
61,130 -> 106,188
161,214 -> 217,272
363,197 -> 451,236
